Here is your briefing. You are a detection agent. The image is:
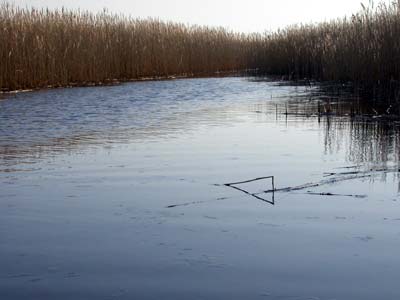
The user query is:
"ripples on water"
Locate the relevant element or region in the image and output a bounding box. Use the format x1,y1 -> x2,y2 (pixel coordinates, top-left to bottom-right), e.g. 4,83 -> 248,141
1,77 -> 399,168
1,77 -> 400,300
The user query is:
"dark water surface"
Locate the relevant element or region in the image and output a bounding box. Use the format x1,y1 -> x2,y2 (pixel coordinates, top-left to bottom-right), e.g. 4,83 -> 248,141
1,77 -> 400,300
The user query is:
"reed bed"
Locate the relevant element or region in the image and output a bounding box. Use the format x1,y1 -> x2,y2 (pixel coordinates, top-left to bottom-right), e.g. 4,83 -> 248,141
0,2 -> 254,91
2,1 -> 400,99
251,1 -> 400,98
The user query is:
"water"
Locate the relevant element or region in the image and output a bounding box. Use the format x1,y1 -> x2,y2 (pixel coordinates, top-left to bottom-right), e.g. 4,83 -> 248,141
1,77 -> 400,300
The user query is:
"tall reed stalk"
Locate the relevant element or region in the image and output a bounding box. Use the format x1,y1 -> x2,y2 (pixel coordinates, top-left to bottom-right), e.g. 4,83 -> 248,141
251,1 -> 400,95
0,2 -> 253,91
2,1 -> 400,99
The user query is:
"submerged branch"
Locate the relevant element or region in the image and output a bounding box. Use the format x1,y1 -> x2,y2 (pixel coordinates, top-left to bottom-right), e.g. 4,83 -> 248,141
300,192 -> 368,199
166,197 -> 229,209
260,168 -> 399,195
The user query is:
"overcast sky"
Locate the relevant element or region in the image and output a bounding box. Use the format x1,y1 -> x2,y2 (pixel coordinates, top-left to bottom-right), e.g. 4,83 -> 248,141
12,0 -> 390,32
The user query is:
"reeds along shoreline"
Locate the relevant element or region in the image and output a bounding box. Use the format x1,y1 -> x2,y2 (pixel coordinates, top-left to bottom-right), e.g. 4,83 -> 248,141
0,3 -> 255,92
250,2 -> 400,100
2,1 -> 400,101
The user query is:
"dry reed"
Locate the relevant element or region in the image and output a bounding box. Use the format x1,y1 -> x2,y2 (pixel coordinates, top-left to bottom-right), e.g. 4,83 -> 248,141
0,2 -> 253,91
251,1 -> 400,96
2,1 -> 400,97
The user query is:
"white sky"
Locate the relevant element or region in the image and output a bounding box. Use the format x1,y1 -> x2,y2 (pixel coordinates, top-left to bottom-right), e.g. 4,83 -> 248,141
11,0 -> 390,32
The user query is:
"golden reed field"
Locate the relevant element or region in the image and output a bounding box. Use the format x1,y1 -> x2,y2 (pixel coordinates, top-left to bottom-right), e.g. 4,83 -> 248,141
1,1 -> 400,94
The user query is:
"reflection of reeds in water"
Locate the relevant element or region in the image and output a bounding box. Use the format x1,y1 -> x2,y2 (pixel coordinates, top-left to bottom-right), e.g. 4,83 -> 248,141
0,3 -> 253,91
273,95 -> 400,167
347,121 -> 400,165
323,116 -> 400,166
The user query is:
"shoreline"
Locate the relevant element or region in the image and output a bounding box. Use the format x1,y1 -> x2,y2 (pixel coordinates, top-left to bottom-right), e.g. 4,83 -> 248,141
0,70 -> 249,96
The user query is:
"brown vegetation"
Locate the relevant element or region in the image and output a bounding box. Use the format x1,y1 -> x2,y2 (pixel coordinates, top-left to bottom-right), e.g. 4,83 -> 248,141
250,1 -> 400,95
0,2 -> 255,91
2,1 -> 400,97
